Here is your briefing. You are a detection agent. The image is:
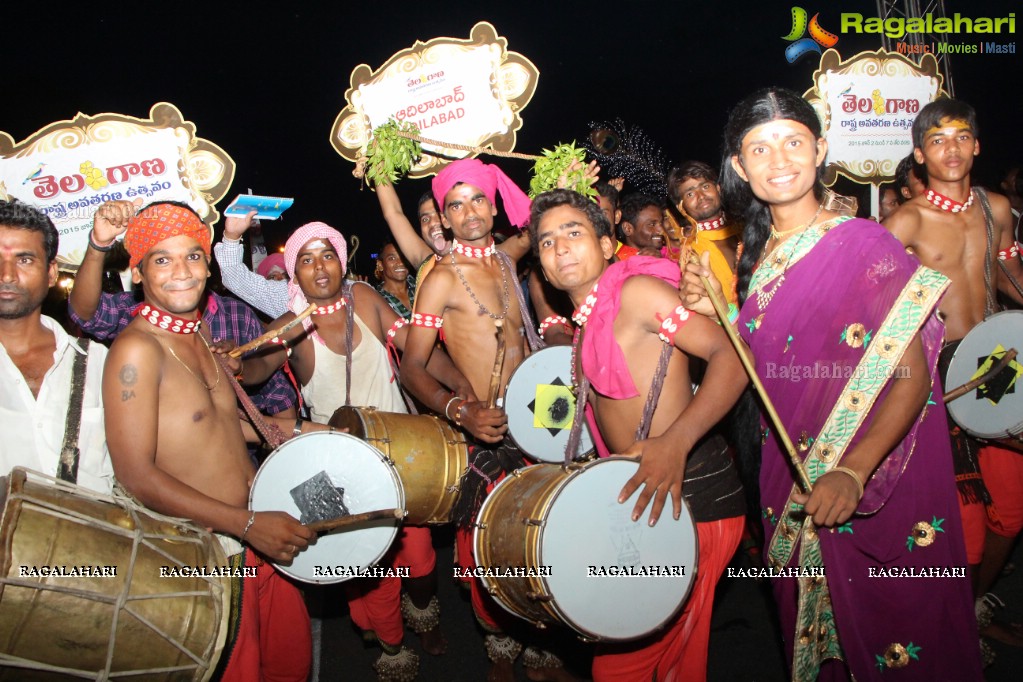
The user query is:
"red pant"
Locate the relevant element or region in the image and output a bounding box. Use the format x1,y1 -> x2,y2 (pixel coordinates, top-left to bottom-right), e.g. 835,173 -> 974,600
592,516 -> 744,682
220,549 -> 311,682
980,444 -> 1023,537
456,525 -> 516,632
346,525 -> 436,647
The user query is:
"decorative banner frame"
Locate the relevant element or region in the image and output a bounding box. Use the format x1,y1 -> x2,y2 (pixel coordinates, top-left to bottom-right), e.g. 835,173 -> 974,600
330,21 -> 539,178
0,102 -> 235,269
804,48 -> 945,185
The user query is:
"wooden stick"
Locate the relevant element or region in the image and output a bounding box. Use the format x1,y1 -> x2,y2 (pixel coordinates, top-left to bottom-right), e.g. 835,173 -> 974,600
229,303 -> 317,358
395,130 -> 540,161
486,320 -> 507,408
686,254 -> 813,493
943,348 -> 1018,403
305,508 -> 404,533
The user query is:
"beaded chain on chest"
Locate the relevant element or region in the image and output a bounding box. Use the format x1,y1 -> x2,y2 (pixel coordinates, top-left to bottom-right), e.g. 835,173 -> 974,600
451,249 -> 510,320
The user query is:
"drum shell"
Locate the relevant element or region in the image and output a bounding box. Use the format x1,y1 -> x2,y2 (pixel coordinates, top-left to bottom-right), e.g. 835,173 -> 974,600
330,407 -> 467,525
946,310 -> 1023,440
0,468 -> 228,681
474,465 -> 567,626
474,458 -> 697,642
504,346 -> 594,462
249,432 -> 404,584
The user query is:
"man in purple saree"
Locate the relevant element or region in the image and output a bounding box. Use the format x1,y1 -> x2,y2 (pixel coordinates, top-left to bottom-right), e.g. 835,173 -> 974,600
740,214 -> 979,679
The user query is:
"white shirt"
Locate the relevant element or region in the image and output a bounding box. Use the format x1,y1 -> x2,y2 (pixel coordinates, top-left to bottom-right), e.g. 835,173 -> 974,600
0,316 -> 114,494
213,239 -> 289,318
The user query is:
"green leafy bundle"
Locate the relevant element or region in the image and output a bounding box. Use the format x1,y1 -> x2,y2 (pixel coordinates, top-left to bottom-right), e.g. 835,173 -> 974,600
528,142 -> 597,200
364,120 -> 422,187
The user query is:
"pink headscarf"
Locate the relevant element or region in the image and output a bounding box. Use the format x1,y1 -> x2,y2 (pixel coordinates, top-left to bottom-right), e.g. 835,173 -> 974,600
256,252 -> 286,278
284,222 -> 348,344
432,158 -> 532,228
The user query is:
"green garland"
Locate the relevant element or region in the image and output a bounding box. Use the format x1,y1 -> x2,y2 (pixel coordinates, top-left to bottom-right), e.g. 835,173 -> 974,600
363,120 -> 422,187
529,142 -> 597,199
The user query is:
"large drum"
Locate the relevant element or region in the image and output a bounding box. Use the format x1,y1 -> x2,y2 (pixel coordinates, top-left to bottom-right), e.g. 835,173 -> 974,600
249,431 -> 404,584
0,468 -> 229,681
504,346 -> 594,462
330,406 -> 467,524
946,310 -> 1023,449
474,458 -> 697,641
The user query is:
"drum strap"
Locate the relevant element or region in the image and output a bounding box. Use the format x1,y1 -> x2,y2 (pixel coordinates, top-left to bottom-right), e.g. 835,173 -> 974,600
343,280 -> 355,407
497,250 -> 544,352
215,348 -> 289,449
564,331 -> 673,464
978,185 -> 1023,299
341,280 -> 420,414
57,338 -> 90,484
975,187 -> 999,317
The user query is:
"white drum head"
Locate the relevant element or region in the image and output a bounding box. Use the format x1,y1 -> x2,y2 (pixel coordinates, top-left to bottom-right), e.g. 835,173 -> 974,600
541,458 -> 697,641
946,311 -> 1023,439
505,346 -> 594,462
249,432 -> 404,584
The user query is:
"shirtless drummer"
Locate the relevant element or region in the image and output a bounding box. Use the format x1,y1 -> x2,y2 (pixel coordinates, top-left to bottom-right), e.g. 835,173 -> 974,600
885,98 -> 1023,661
102,202 -> 324,679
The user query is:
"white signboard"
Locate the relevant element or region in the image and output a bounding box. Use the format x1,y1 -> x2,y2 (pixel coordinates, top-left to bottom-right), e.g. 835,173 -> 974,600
331,22 -> 539,177
0,103 -> 235,268
805,48 -> 944,184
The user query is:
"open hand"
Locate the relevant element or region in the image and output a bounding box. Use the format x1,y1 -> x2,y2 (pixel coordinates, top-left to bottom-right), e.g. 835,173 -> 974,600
616,435 -> 686,526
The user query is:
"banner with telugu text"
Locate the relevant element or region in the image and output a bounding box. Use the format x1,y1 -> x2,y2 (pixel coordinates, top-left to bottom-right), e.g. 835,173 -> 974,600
804,48 -> 945,185
0,103 -> 235,268
331,22 -> 539,178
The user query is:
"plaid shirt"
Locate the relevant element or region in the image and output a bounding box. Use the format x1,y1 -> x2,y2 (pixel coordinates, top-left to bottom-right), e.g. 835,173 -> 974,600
68,291 -> 297,415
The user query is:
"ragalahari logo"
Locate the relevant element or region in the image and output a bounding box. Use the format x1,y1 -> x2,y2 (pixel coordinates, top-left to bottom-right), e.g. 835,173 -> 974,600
783,7 -> 839,63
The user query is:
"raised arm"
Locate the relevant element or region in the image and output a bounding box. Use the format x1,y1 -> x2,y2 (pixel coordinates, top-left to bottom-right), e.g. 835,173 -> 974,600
70,200 -> 133,322
375,182 -> 433,266
213,211 -> 289,318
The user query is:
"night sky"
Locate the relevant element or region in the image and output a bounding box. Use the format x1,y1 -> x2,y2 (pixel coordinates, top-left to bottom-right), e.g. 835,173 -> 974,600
4,0 -> 1020,275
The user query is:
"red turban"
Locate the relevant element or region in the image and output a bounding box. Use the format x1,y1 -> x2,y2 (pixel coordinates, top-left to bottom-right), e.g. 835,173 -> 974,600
124,204 -> 211,268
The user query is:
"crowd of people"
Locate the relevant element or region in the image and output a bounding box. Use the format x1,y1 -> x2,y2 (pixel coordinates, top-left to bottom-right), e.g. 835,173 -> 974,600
2,88 -> 1022,681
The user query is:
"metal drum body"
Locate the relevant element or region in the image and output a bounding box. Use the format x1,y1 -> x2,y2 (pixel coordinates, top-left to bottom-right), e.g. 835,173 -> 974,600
330,406 -> 467,525
504,346 -> 594,462
0,468 -> 229,681
473,458 -> 697,642
946,310 -> 1023,448
249,432 -> 403,584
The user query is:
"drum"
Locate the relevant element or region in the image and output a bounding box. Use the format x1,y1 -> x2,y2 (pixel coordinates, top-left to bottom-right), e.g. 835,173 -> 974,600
249,431 -> 404,584
330,407 -> 467,525
945,310 -> 1023,447
0,467 -> 228,681
504,345 -> 594,462
473,458 -> 697,641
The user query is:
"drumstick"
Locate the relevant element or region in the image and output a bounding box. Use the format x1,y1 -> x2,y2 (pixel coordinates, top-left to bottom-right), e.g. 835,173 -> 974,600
486,320 -> 506,408
943,348 -> 1018,403
229,303 -> 317,358
685,253 -> 813,493
305,508 -> 404,533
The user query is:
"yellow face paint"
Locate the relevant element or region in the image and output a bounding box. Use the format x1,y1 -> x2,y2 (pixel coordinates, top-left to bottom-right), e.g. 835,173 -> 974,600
925,118 -> 974,139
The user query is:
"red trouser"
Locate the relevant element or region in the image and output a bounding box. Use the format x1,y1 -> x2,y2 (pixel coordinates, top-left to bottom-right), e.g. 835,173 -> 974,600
220,549 -> 312,682
346,525 -> 436,647
592,516 -> 744,682
958,444 -> 1023,564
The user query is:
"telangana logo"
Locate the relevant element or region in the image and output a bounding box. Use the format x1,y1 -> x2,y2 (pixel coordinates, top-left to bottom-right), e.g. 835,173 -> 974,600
783,7 -> 839,63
